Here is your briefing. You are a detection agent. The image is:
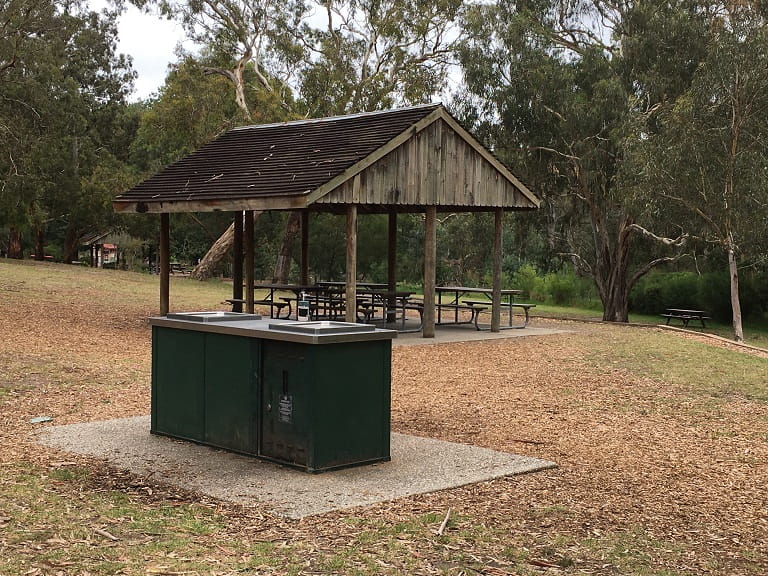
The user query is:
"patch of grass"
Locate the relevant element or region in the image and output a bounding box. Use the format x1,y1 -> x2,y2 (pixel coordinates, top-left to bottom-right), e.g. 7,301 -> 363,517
584,329 -> 768,403
578,527 -> 688,575
0,463 -> 249,576
0,259 -> 233,313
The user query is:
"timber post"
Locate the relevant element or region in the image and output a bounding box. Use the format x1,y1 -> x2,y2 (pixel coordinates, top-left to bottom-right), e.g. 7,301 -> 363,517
345,205 -> 358,323
387,212 -> 398,322
159,213 -> 170,316
423,206 -> 437,338
491,208 -> 503,332
245,210 -> 254,314
232,211 -> 244,312
300,210 -> 309,285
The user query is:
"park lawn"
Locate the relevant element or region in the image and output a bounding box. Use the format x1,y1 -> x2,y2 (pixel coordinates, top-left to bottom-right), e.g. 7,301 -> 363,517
0,259 -> 766,575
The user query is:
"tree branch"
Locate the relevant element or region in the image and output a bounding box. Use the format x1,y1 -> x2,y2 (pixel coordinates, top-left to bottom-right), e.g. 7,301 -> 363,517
626,224 -> 688,247
558,252 -> 593,276
628,254 -> 689,294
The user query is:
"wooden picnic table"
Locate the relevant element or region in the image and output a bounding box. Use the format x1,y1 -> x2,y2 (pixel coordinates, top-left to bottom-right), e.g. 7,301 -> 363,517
355,289 -> 415,326
435,286 -> 532,329
252,283 -> 320,319
661,308 -> 710,328
315,281 -> 388,291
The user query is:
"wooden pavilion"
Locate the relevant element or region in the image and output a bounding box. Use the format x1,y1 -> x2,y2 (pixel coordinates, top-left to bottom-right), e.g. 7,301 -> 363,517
113,104 -> 540,337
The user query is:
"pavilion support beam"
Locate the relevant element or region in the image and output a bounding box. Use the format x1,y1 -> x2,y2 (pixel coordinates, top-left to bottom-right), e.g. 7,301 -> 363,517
232,211 -> 244,312
300,210 -> 309,285
345,205 -> 358,323
245,210 -> 254,314
386,212 -> 397,323
491,208 -> 503,332
159,213 -> 170,316
423,206 -> 437,338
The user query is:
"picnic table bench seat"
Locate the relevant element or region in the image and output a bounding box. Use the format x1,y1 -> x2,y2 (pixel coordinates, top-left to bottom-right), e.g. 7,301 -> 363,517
463,300 -> 536,330
436,302 -> 486,328
225,298 -> 290,318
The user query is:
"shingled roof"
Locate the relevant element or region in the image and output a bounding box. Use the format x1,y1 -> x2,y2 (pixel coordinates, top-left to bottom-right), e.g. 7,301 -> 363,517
113,104 -> 538,214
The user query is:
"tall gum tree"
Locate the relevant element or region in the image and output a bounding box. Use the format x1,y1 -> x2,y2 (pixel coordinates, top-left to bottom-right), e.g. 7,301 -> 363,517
635,7 -> 768,341
457,0 -> 700,321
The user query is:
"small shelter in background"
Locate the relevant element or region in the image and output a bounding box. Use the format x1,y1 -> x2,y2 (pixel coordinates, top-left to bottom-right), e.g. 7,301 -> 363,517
80,231 -> 119,268
113,104 -> 540,337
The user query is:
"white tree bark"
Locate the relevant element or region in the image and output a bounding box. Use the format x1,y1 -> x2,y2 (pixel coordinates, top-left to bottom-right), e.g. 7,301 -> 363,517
727,239 -> 744,342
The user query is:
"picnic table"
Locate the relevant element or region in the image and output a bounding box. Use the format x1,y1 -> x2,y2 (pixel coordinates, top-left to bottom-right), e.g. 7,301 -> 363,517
248,283 -> 415,328
231,283 -> 535,332
356,289 -> 418,330
435,286 -> 534,330
250,283 -> 319,319
661,308 -> 710,328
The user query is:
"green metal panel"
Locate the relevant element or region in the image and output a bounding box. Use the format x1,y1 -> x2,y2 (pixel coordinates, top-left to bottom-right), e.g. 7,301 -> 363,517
309,341 -> 391,471
151,326 -> 205,442
259,339 -> 391,473
260,340 -> 310,466
204,334 -> 259,454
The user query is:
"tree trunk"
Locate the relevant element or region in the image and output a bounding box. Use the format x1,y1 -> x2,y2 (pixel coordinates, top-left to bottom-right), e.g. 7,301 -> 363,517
272,212 -> 301,283
8,228 -> 23,259
189,223 -> 235,281
33,226 -> 45,261
598,216 -> 632,322
63,229 -> 81,264
189,212 -> 262,281
204,60 -> 252,120
232,63 -> 251,120
728,241 -> 744,342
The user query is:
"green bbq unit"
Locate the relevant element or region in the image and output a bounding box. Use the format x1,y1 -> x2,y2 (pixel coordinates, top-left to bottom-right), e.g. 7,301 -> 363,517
150,313 -> 396,473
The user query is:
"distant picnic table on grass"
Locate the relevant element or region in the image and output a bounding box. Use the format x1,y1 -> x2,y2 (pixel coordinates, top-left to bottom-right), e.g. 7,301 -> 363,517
661,308 -> 710,328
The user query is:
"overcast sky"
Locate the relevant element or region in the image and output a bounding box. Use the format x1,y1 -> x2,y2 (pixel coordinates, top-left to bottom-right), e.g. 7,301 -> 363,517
92,2 -> 191,101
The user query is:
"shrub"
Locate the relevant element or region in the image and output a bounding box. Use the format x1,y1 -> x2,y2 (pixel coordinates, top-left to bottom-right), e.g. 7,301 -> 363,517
630,272 -> 701,314
631,270 -> 768,322
543,269 -> 582,305
512,263 -> 547,301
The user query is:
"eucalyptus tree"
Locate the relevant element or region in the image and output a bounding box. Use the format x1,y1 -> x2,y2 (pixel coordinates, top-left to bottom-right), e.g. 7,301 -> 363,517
0,0 -> 135,260
297,0 -> 463,117
457,0 -> 704,321
634,5 -> 768,341
130,0 -> 308,120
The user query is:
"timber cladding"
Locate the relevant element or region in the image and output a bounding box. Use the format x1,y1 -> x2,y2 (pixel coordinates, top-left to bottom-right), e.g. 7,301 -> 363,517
314,118 -> 533,210
113,104 -> 539,214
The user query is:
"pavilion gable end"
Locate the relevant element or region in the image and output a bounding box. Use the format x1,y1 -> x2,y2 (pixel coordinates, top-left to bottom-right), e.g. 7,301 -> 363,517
311,112 -> 538,211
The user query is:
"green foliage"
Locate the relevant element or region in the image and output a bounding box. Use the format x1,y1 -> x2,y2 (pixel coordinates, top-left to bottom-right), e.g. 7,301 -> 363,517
0,1 -> 136,260
543,270 -> 584,306
510,263 -> 595,306
630,271 -> 768,323
512,263 -> 545,300
630,272 -> 702,315
297,0 -> 463,116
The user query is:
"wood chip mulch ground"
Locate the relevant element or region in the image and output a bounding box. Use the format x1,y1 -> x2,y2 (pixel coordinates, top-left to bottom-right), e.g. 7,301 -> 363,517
1,268 -> 766,575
